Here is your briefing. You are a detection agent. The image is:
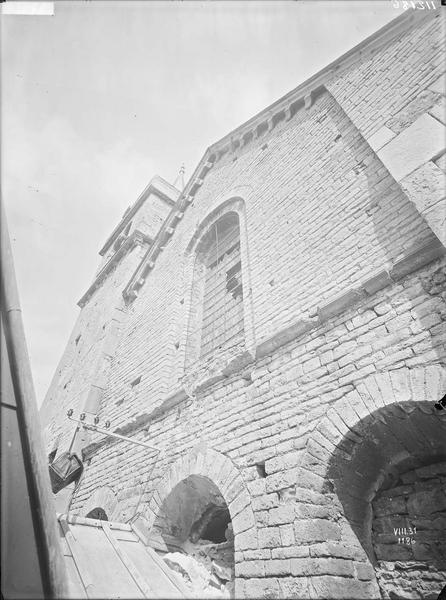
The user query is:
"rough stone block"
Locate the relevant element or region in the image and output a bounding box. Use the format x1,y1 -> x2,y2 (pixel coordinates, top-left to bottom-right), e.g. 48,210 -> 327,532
354,562 -> 376,581
294,519 -> 341,544
309,541 -> 364,560
252,493 -> 279,512
263,559 -> 291,577
243,577 -> 280,599
272,546 -> 309,559
295,503 -> 333,520
235,560 -> 265,578
268,504 -> 295,526
429,73 -> 446,96
278,577 -> 310,599
429,96 -> 446,126
232,505 -> 255,534
389,367 -> 411,403
265,468 -> 299,493
235,527 -> 258,551
367,125 -> 396,152
258,526 -> 281,548
386,89 -> 442,134
311,576 -> 379,600
243,548 -> 271,563
314,558 -> 355,577
290,558 -> 310,577
265,452 -> 300,475
377,113 -> 445,181
229,489 -> 251,517
401,161 -> 446,214
302,356 -> 321,373
279,523 -> 295,547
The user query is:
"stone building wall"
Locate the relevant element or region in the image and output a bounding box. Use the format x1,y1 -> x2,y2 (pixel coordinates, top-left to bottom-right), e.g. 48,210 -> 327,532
40,242 -> 145,452
372,461 -> 446,600
40,178 -> 179,454
72,258 -> 446,598
326,11 -> 445,246
42,10 -> 446,600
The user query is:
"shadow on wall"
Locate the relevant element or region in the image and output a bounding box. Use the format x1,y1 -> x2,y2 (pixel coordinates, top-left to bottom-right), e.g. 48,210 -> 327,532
324,94 -> 446,598
327,90 -> 445,370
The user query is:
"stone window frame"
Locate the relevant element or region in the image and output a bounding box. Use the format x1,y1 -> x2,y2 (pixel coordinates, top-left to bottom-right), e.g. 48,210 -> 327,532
179,196 -> 256,375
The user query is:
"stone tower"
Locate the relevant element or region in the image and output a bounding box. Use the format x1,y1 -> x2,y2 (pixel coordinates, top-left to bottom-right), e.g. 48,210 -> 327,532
40,175 -> 180,456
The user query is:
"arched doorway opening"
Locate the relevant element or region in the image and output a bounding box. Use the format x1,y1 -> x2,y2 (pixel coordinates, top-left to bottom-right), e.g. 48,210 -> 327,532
328,401 -> 446,599
152,475 -> 234,598
85,507 -> 108,521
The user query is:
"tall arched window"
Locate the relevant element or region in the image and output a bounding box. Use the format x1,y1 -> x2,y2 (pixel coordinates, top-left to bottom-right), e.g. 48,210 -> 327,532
187,212 -> 244,364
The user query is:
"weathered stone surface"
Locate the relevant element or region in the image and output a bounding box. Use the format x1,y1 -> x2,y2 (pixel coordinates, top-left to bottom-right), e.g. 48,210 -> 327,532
277,576 -> 310,599
386,89 -> 442,134
235,528 -> 258,551
235,560 -> 264,578
377,113 -> 445,182
400,161 -> 446,245
311,576 -> 379,600
294,519 -> 341,544
40,14 -> 446,600
258,527 -> 281,549
367,125 -> 396,152
243,577 -> 280,599
429,96 -> 446,126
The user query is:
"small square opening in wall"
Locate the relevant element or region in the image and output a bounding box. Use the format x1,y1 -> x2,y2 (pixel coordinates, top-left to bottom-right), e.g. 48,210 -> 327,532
131,376 -> 141,387
256,462 -> 267,478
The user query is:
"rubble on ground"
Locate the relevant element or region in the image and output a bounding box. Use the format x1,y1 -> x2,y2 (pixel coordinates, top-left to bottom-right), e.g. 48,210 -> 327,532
162,536 -> 234,599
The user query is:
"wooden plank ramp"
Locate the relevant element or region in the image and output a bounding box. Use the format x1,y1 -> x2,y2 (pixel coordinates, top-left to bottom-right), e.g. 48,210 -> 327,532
58,514 -> 187,599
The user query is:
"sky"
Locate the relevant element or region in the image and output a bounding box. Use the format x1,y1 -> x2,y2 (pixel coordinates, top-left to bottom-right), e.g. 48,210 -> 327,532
1,0 -> 406,406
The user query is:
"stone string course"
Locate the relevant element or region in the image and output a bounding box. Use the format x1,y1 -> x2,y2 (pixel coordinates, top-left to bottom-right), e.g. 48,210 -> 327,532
42,11 -> 446,600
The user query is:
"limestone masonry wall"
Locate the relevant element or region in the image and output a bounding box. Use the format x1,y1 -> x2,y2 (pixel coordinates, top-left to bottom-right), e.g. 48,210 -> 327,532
42,11 -> 446,600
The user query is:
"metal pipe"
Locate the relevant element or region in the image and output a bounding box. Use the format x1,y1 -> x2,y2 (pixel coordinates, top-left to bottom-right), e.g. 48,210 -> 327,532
67,416 -> 160,452
1,200 -> 69,598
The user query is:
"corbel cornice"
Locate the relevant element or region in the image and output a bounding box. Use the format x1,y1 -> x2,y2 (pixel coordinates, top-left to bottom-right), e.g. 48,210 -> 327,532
121,9 -> 434,303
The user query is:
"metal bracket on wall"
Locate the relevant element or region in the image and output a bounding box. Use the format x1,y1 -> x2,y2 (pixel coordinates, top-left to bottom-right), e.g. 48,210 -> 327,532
67,411 -> 160,453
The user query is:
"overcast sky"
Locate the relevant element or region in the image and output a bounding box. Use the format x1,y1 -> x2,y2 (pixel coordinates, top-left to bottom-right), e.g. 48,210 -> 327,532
1,0 -> 405,406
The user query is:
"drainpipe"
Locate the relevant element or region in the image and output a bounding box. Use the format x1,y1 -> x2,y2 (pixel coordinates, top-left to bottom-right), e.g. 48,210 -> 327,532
1,200 -> 69,598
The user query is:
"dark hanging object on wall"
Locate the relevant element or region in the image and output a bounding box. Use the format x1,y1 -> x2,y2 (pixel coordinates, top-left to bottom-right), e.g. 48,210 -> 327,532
48,452 -> 83,494
434,393 -> 446,411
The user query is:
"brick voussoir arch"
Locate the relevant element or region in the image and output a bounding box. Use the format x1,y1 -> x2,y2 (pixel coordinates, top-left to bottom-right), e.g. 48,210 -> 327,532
303,365 -> 446,461
297,364 -> 446,490
144,447 -> 256,539
293,364 -> 446,599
